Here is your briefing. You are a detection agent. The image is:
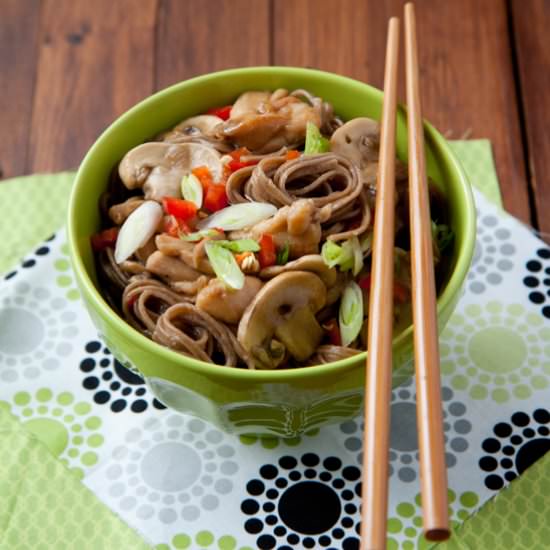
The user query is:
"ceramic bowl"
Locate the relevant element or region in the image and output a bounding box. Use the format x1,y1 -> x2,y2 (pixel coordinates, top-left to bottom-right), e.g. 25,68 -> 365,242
68,67 -> 475,437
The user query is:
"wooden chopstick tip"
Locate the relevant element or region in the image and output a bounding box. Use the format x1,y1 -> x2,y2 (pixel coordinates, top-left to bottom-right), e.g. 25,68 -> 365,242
426,528 -> 451,543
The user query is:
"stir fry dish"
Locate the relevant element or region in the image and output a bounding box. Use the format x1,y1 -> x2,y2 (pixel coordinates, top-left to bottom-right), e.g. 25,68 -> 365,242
92,89 -> 452,369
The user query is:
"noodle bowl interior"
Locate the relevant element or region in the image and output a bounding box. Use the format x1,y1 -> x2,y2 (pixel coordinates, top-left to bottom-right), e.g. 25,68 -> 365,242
93,88 -> 452,370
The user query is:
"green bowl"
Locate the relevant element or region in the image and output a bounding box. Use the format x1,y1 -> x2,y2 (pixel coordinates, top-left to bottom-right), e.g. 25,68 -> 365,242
68,67 -> 475,437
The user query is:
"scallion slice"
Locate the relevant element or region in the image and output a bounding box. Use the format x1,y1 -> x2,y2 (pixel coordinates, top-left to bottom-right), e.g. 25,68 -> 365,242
339,281 -> 364,346
197,202 -> 277,231
181,173 -> 203,208
204,241 -> 244,289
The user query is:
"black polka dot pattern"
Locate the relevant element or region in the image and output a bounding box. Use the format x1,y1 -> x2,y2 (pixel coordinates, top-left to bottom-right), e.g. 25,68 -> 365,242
523,248 -> 550,319
79,340 -> 165,413
2,234 -> 55,281
241,454 -> 361,549
480,408 -> 550,490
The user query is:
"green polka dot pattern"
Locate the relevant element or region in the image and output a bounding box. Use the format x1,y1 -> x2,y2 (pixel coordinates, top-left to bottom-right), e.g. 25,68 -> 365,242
1,389 -> 105,478
387,490 -> 480,549
440,302 -> 550,402
154,530 -> 254,550
54,242 -> 80,300
0,409 -> 149,550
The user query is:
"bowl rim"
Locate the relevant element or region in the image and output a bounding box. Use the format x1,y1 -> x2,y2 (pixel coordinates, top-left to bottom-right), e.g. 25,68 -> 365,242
68,65 -> 476,382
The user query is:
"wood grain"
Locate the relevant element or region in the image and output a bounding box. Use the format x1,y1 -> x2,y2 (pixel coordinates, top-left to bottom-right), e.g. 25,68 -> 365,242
28,0 -> 157,173
273,0 -> 531,223
0,0 -> 41,179
512,0 -> 550,233
155,0 -> 270,90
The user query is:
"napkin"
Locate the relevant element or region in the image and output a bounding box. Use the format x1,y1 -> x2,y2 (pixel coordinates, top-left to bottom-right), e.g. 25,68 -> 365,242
1,140 -> 549,549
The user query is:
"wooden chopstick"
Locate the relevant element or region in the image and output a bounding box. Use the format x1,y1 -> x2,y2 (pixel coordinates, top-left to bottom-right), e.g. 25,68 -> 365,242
404,2 -> 450,542
361,16 -> 400,550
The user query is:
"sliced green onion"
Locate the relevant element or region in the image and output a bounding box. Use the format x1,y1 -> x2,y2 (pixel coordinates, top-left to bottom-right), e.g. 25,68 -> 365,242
339,281 -> 364,346
276,242 -> 290,265
180,228 -> 222,242
215,239 -> 260,253
197,202 -> 277,231
181,173 -> 203,208
304,122 -> 330,155
204,241 -> 244,290
321,239 -> 354,271
114,201 -> 163,264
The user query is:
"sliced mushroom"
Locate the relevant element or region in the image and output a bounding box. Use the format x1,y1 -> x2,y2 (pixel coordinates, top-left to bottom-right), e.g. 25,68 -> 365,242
172,115 -> 223,137
223,113 -> 288,152
237,271 -> 326,368
259,255 -> 337,287
196,276 -> 263,324
330,117 -> 380,166
118,142 -> 222,201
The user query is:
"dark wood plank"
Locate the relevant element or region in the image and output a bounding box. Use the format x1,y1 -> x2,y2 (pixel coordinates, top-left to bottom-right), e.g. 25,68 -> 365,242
28,0 -> 157,173
273,0 -> 531,223
512,0 -> 550,233
0,0 -> 41,179
155,0 -> 270,90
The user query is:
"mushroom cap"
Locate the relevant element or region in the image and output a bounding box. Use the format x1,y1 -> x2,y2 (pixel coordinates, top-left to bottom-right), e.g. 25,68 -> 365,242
118,142 -> 222,200
237,271 -> 326,361
330,117 -> 380,168
171,115 -> 224,138
259,254 -> 337,287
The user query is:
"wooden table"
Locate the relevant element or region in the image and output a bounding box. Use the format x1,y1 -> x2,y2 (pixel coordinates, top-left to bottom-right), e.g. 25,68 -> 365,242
2,0 -> 548,231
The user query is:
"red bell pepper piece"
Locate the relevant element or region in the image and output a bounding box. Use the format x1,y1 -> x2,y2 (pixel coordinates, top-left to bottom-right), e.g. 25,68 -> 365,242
162,197 -> 197,220
203,184 -> 228,212
286,150 -> 300,161
258,234 -> 276,268
227,147 -> 259,173
192,166 -> 214,190
206,105 -> 232,120
324,319 -> 342,346
91,227 -> 119,251
164,216 -> 191,237
358,275 -> 371,291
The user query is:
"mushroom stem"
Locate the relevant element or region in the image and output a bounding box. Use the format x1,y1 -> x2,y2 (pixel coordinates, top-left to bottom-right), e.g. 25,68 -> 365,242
274,306 -> 323,361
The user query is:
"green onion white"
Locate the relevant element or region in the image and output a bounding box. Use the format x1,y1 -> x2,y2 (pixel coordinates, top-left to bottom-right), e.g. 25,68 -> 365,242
197,202 -> 277,231
114,201 -> 163,264
339,281 -> 364,346
181,173 -> 203,208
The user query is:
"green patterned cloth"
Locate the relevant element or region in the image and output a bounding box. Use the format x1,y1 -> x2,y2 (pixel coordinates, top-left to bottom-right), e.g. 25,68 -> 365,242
0,408 -> 150,549
1,139 -> 549,550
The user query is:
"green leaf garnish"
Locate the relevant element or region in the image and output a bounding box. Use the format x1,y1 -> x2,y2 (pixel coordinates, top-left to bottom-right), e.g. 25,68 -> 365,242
180,229 -> 222,242
304,122 -> 330,155
216,239 -> 260,253
204,241 -> 244,290
276,242 -> 290,265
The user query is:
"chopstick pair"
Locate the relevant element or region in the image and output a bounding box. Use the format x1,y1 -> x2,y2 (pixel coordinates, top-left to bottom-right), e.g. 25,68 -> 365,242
360,4 -> 449,549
